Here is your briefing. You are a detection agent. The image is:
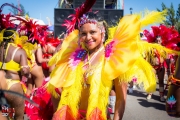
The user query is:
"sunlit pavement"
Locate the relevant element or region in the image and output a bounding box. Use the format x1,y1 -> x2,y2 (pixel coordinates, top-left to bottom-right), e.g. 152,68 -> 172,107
120,84 -> 179,120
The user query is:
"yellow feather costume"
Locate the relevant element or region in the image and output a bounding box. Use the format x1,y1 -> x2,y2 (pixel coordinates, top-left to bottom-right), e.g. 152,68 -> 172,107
47,10 -> 180,120
13,33 -> 38,70
0,29 -> 38,71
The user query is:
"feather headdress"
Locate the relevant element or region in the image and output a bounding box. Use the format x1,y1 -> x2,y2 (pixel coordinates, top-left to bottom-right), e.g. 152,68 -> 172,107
0,3 -> 22,43
62,0 -> 96,33
0,3 -> 22,29
13,16 -> 49,46
143,24 -> 180,51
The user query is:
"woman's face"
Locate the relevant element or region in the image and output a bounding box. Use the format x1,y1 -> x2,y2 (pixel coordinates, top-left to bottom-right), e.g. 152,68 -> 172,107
79,23 -> 104,52
156,37 -> 162,44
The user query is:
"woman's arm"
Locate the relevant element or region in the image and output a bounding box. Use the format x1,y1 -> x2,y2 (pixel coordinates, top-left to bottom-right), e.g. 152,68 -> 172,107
113,78 -> 128,120
19,49 -> 30,78
174,55 -> 180,79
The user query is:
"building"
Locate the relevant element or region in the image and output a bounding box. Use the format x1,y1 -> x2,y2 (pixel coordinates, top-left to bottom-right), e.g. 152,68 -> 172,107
58,0 -> 124,9
54,0 -> 124,38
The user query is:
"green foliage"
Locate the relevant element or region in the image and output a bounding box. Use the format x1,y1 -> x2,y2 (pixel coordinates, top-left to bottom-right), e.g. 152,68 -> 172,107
157,2 -> 180,33
8,3 -> 18,15
8,3 -> 30,16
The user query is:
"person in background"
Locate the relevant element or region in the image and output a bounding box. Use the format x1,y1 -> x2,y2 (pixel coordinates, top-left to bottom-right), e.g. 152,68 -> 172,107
166,54 -> 180,117
0,28 -> 30,120
146,36 -> 167,102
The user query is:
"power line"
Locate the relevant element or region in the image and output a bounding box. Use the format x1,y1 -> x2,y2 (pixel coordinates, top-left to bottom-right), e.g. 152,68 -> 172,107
54,0 -> 59,8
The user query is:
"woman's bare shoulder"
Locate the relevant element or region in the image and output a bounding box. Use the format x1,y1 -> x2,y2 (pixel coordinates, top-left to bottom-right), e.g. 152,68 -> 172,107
15,47 -> 27,57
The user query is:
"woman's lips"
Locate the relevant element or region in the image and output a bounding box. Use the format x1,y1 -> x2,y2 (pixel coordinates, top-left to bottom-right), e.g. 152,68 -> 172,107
86,40 -> 94,45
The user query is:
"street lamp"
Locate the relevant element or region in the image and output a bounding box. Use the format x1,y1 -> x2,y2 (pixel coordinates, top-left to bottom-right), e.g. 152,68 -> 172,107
130,7 -> 133,14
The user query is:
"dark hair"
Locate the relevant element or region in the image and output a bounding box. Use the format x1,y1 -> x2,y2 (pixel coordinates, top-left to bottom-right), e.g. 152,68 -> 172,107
3,27 -> 16,41
79,12 -> 109,43
2,27 -> 16,49
0,27 -> 16,69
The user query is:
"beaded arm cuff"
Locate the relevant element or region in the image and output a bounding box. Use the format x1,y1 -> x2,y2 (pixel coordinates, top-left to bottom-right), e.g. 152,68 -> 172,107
169,75 -> 180,86
20,65 -> 30,69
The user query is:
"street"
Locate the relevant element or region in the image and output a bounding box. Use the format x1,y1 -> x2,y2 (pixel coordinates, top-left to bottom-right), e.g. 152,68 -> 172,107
122,84 -> 179,120
24,84 -> 180,120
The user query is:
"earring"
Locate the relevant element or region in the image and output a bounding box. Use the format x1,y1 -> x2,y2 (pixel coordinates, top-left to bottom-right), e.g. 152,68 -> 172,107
102,37 -> 105,42
102,33 -> 105,42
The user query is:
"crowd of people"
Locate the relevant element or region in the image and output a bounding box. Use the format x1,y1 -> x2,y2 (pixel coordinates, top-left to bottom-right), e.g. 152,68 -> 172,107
0,0 -> 180,120
128,25 -> 179,102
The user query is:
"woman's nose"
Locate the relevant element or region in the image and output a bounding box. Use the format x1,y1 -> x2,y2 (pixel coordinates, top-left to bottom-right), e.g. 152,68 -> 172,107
86,33 -> 92,40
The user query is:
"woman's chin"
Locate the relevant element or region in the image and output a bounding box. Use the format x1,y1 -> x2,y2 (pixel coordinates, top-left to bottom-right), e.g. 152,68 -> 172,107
85,46 -> 95,51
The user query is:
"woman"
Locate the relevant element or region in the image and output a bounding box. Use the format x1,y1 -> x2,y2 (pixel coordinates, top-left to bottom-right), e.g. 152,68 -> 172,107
146,46 -> 167,101
14,16 -> 49,96
47,7 -> 172,119
0,28 -> 30,120
143,25 -> 180,101
41,38 -> 61,77
24,35 -> 61,120
42,39 -> 62,113
166,54 -> 180,117
48,12 -> 128,120
25,39 -> 49,96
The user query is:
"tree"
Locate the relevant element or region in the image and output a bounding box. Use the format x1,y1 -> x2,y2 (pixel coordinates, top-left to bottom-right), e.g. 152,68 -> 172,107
157,3 -> 180,33
176,4 -> 180,33
8,3 -> 30,16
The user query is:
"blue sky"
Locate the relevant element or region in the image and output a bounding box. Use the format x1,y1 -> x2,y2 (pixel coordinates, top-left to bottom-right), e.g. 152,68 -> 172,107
0,0 -> 179,25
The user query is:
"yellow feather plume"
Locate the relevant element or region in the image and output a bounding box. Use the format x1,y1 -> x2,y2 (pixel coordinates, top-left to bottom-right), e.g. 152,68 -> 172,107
138,41 -> 180,59
119,57 -> 157,93
137,9 -> 167,28
57,63 -> 84,118
0,29 -> 5,43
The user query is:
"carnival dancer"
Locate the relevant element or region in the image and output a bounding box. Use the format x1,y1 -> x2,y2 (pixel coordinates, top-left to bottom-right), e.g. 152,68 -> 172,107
166,54 -> 180,117
164,33 -> 180,117
143,25 -> 180,102
41,37 -> 62,114
146,42 -> 167,101
0,28 -> 30,120
164,54 -> 177,90
15,16 -> 51,97
13,15 -> 59,119
41,36 -> 61,77
169,54 -> 177,75
0,3 -> 31,119
47,0 -> 179,119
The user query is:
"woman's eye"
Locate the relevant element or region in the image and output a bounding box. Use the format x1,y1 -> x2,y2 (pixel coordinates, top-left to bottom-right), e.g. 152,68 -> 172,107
90,31 -> 96,34
81,33 -> 86,36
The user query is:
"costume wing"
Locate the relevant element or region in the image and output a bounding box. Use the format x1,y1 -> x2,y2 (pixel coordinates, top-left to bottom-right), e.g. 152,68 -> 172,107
47,30 -> 82,96
102,10 -> 177,92
103,15 -> 141,81
48,30 -> 79,66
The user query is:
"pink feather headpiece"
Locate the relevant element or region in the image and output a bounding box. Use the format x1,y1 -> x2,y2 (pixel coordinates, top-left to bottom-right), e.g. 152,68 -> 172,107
143,24 -> 180,51
0,3 -> 22,29
14,16 -> 49,46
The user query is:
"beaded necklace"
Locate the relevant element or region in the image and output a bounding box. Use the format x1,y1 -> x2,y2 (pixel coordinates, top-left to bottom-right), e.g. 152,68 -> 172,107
83,46 -> 104,88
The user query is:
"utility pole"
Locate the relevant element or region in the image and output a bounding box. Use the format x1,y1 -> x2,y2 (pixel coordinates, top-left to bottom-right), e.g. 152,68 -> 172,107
17,0 -> 21,15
